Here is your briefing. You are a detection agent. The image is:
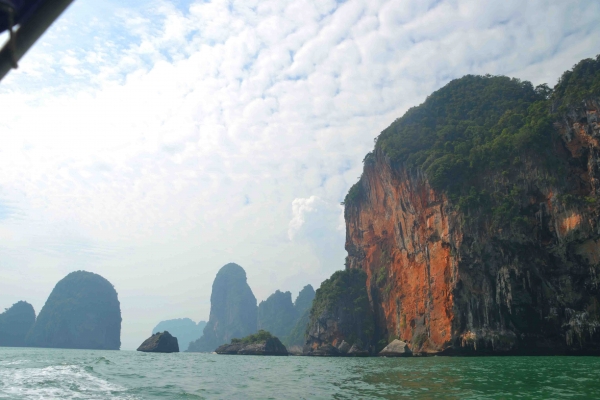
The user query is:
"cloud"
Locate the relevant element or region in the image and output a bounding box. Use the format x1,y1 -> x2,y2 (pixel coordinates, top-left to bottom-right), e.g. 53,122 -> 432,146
288,196 -> 346,278
0,0 -> 599,349
288,196 -> 343,241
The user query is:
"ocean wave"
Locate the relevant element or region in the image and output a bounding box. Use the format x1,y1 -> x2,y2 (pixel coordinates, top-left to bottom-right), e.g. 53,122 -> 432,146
0,364 -> 138,400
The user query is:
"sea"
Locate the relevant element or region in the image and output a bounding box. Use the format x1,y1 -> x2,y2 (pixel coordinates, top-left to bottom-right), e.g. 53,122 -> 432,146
0,347 -> 599,399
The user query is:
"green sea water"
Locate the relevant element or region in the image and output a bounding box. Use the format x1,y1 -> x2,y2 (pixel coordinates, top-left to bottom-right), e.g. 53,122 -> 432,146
0,347 -> 599,399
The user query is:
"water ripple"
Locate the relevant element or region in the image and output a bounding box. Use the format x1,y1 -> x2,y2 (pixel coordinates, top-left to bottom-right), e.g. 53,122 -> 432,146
0,348 -> 599,399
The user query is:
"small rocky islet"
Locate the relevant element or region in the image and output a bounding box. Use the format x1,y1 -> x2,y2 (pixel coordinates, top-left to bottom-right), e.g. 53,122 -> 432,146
215,330 -> 288,356
137,331 -> 179,353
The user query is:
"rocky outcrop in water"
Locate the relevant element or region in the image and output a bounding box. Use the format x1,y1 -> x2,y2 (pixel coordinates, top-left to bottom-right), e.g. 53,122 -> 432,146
343,56 -> 600,355
0,301 -> 36,347
215,330 -> 288,356
26,271 -> 121,350
303,269 -> 374,356
137,331 -> 179,353
152,318 -> 206,351
378,340 -> 412,357
187,263 -> 257,352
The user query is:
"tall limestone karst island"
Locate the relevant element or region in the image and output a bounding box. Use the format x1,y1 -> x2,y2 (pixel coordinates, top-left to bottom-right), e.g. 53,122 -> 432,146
187,262 -> 315,353
324,55 -> 600,355
188,263 -> 258,352
26,271 -> 122,350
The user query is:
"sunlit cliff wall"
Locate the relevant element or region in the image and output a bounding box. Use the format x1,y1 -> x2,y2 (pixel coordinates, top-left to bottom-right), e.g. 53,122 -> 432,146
345,99 -> 600,355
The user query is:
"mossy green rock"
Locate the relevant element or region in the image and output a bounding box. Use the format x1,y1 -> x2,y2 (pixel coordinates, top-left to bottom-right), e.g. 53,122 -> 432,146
216,330 -> 288,356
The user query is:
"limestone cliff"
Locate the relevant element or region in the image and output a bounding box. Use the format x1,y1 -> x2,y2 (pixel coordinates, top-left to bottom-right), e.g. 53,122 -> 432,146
26,271 -> 121,350
187,263 -> 257,352
344,56 -> 600,355
0,301 -> 35,347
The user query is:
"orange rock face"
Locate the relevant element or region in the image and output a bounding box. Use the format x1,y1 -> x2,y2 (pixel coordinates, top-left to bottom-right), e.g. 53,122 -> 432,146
345,157 -> 459,353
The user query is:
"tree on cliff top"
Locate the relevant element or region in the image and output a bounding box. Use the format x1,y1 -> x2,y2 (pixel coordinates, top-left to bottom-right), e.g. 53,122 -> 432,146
552,55 -> 600,110
187,263 -> 257,352
0,301 -> 36,347
26,270 -> 121,350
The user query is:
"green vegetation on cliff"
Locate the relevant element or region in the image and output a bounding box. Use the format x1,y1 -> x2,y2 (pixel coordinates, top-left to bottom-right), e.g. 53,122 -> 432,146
26,271 -> 121,350
306,269 -> 374,348
231,329 -> 275,344
553,55 -> 600,110
0,301 -> 36,347
346,55 -> 600,232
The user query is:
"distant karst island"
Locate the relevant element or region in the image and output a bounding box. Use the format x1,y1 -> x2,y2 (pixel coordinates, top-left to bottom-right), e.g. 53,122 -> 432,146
26,271 -> 122,350
1,271 -> 122,351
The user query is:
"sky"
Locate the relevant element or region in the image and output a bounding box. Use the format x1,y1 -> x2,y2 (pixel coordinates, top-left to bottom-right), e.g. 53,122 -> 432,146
0,0 -> 599,350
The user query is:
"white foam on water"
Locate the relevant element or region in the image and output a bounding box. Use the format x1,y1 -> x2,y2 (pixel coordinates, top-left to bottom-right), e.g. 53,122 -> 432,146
0,364 -> 139,400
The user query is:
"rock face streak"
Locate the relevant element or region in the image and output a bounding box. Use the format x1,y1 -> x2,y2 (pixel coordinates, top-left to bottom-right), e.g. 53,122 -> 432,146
345,101 -> 600,355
